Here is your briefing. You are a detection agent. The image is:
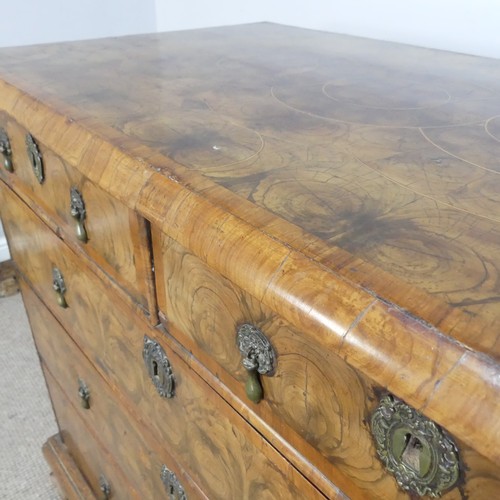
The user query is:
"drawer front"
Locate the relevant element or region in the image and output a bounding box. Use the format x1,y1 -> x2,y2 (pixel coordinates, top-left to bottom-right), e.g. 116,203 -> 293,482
153,230 -> 392,497
0,112 -> 156,317
7,189 -> 329,499
43,370 -> 138,500
23,281 -> 203,499
152,231 -> 500,499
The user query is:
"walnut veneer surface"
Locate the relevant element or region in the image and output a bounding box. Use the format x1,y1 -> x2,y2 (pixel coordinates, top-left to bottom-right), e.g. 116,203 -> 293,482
0,23 -> 499,499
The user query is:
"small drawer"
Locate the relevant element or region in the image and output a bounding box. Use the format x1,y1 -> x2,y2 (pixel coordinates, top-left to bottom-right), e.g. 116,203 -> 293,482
23,281 -> 202,499
0,112 -> 156,318
9,190 -> 330,498
152,231 -> 500,500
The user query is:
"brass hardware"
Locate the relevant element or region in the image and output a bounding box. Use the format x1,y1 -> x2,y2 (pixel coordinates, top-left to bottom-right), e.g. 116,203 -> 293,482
70,187 -> 88,243
26,133 -> 44,183
78,378 -> 90,409
161,465 -> 186,500
0,127 -> 13,172
99,474 -> 111,500
52,267 -> 68,308
236,324 -> 275,404
143,336 -> 175,398
371,394 -> 461,497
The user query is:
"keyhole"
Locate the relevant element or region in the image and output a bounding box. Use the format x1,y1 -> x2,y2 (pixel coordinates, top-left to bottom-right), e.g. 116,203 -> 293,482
401,433 -> 423,473
405,433 -> 423,450
152,360 -> 159,377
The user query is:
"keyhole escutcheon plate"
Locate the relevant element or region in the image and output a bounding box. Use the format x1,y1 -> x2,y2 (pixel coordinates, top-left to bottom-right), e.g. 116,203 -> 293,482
143,335 -> 175,399
371,394 -> 461,497
161,465 -> 186,500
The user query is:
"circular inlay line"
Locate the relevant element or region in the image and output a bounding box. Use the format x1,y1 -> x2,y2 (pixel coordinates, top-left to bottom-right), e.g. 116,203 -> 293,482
270,86 -> 486,130
419,127 -> 500,176
188,99 -> 266,170
484,115 -> 500,144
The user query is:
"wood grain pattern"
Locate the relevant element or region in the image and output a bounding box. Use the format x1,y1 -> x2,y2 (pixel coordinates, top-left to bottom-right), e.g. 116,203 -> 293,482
0,28 -> 497,470
2,136 -> 500,493
0,111 -> 156,319
0,24 -> 498,361
141,174 -> 500,466
23,282 -> 202,499
155,230 -> 398,498
1,24 -> 500,497
11,197 -> 329,499
42,434 -> 96,500
43,385 -> 137,500
153,230 -> 500,499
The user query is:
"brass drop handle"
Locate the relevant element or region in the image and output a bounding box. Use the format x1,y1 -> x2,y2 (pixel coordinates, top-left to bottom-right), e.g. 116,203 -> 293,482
70,187 -> 88,243
99,473 -> 111,500
0,127 -> 13,172
143,336 -> 175,399
161,465 -> 186,500
78,378 -> 90,409
52,267 -> 68,308
236,324 -> 276,404
26,133 -> 44,184
371,394 -> 461,497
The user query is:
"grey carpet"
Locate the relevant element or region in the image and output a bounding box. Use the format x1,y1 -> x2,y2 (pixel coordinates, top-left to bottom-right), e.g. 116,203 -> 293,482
0,293 -> 61,499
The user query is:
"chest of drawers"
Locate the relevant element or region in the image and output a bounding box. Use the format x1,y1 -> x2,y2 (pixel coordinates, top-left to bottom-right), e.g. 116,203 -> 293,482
1,23 -> 500,499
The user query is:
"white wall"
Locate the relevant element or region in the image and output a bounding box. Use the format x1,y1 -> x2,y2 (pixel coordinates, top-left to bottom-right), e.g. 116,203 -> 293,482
155,0 -> 500,59
0,231 -> 8,262
0,0 -> 156,48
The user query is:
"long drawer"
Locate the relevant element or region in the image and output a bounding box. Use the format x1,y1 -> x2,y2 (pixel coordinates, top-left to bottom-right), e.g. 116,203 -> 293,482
153,230 -> 399,497
22,281 -> 202,499
152,229 -> 500,499
0,111 -> 156,319
43,370 -> 138,500
4,184 -> 331,499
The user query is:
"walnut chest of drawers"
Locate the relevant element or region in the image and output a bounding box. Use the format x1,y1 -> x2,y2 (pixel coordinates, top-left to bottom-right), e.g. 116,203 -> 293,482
1,23 -> 500,499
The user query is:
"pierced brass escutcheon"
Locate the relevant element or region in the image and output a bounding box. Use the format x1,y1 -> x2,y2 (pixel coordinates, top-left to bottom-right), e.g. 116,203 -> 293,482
26,133 -> 44,184
161,464 -> 186,500
52,267 -> 68,308
236,324 -> 276,404
70,187 -> 88,243
99,473 -> 111,500
78,378 -> 90,409
371,394 -> 461,497
0,127 -> 13,172
143,336 -> 175,399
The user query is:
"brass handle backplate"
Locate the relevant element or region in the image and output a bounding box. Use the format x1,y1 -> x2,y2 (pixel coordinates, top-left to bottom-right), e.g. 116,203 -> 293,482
26,133 -> 44,184
70,187 -> 88,243
371,394 -> 461,497
0,127 -> 13,172
236,324 -> 276,404
143,336 -> 175,399
78,378 -> 90,409
161,464 -> 186,500
52,267 -> 68,308
99,473 -> 111,500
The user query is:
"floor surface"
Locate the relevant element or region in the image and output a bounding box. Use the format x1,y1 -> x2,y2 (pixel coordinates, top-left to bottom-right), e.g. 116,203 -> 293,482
0,292 -> 60,499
